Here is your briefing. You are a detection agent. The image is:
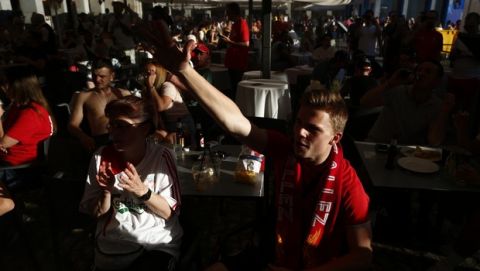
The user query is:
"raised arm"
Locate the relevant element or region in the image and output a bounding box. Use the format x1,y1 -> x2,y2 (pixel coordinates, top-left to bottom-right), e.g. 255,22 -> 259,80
360,70 -> 407,108
141,20 -> 267,151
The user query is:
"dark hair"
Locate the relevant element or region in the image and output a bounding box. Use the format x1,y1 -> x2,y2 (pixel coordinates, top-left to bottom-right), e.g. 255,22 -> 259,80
92,58 -> 114,72
105,96 -> 157,133
301,86 -> 348,133
226,3 -> 241,16
151,6 -> 173,26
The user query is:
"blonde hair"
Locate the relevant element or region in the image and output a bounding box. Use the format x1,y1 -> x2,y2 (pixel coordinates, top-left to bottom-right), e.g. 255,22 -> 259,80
301,81 -> 348,133
145,62 -> 168,89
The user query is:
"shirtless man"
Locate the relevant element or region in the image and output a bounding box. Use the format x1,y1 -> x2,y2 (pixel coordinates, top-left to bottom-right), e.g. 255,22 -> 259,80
68,59 -> 130,152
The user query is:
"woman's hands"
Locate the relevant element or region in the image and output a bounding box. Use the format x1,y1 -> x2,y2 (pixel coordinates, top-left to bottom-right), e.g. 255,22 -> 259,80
96,161 -> 115,191
119,162 -> 149,198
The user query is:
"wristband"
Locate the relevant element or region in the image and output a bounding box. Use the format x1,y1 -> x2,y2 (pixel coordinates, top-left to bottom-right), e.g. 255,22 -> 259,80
137,189 -> 152,202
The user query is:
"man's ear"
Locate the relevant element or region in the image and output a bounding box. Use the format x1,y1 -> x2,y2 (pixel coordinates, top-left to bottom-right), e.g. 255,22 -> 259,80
331,132 -> 343,145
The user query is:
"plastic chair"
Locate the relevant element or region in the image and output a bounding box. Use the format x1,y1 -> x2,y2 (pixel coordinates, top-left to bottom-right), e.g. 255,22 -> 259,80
0,137 -> 52,271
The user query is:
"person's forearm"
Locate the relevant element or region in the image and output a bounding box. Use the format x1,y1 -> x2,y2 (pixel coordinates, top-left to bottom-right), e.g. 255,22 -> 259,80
144,193 -> 173,220
145,87 -> 170,111
179,65 -> 251,138
94,190 -> 112,217
230,40 -> 249,47
0,121 -> 4,138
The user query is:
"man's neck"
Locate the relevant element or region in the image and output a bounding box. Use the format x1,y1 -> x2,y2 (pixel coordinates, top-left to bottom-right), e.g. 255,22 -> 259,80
95,86 -> 113,94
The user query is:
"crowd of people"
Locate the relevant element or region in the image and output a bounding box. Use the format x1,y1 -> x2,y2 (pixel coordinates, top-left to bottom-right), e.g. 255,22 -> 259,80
0,2 -> 479,271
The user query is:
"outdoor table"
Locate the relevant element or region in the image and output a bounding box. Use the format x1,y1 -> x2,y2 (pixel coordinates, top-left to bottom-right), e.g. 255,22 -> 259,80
235,79 -> 291,121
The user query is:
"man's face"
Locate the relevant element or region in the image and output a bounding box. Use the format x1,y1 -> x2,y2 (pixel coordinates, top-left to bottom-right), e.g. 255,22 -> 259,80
94,67 -> 114,90
293,106 -> 341,165
414,62 -> 440,90
193,51 -> 209,68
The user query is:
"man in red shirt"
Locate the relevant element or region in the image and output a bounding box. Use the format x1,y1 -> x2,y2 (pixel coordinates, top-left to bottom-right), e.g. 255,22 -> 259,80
142,20 -> 372,271
414,10 -> 443,62
220,3 -> 250,99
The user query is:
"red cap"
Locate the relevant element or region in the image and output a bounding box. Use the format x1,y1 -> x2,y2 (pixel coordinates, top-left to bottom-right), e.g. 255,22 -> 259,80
195,43 -> 210,54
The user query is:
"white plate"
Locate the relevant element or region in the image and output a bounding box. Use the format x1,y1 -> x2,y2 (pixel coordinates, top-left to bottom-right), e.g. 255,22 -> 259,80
400,146 -> 442,162
397,157 -> 440,174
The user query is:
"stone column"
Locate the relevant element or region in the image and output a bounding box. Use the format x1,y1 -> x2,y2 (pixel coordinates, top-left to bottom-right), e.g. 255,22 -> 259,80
374,0 -> 381,17
0,0 -> 12,10
20,0 -> 45,23
75,0 -> 91,14
401,0 -> 409,16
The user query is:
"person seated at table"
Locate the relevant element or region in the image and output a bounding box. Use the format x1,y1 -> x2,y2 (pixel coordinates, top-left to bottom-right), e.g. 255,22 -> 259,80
79,96 -> 182,271
311,50 -> 350,90
341,56 -> 378,107
0,181 -> 14,216
271,30 -> 294,71
312,34 -> 337,65
362,60 -> 447,145
0,65 -> 55,185
142,61 -> 196,146
144,22 -> 372,270
68,58 -> 131,153
192,42 -> 212,83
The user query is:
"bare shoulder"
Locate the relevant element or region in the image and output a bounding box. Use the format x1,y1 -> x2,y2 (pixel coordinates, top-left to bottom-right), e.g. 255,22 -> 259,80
117,88 -> 132,97
71,90 -> 93,104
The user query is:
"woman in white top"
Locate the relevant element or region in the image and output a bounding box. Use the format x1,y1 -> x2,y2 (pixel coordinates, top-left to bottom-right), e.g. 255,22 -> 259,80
142,62 -> 196,146
79,96 -> 182,271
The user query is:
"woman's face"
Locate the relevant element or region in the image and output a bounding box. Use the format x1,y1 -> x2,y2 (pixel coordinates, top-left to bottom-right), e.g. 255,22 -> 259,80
145,64 -> 156,76
107,115 -> 150,152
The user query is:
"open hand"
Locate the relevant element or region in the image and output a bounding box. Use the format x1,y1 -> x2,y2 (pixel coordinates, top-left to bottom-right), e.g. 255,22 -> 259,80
96,161 -> 115,191
118,162 -> 148,197
134,19 -> 194,74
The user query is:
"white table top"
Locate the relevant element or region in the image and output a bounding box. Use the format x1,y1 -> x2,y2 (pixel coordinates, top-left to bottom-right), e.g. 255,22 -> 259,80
242,70 -> 288,83
235,79 -> 291,120
285,65 -> 314,84
176,145 -> 264,197
355,141 -> 480,192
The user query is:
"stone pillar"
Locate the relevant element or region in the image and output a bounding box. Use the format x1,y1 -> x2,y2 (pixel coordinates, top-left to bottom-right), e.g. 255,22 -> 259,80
401,0 -> 409,16
305,10 -> 312,19
0,0 -> 12,10
20,0 -> 45,23
184,7 -> 191,18
373,0 -> 381,17
286,2 -> 291,20
91,0 -> 104,15
75,0 -> 91,14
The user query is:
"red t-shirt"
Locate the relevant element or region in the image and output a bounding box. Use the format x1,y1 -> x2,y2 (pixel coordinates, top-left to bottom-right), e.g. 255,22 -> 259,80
264,130 -> 370,267
224,18 -> 250,71
414,29 -> 443,62
3,102 -> 53,165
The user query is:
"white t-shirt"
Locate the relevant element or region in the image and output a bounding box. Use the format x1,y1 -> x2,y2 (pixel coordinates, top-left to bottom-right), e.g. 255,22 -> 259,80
159,82 -> 190,123
79,142 -> 183,270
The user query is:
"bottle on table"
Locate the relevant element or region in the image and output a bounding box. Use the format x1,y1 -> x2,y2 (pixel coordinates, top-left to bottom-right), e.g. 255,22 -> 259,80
195,122 -> 204,151
385,138 -> 398,170
176,119 -> 185,148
